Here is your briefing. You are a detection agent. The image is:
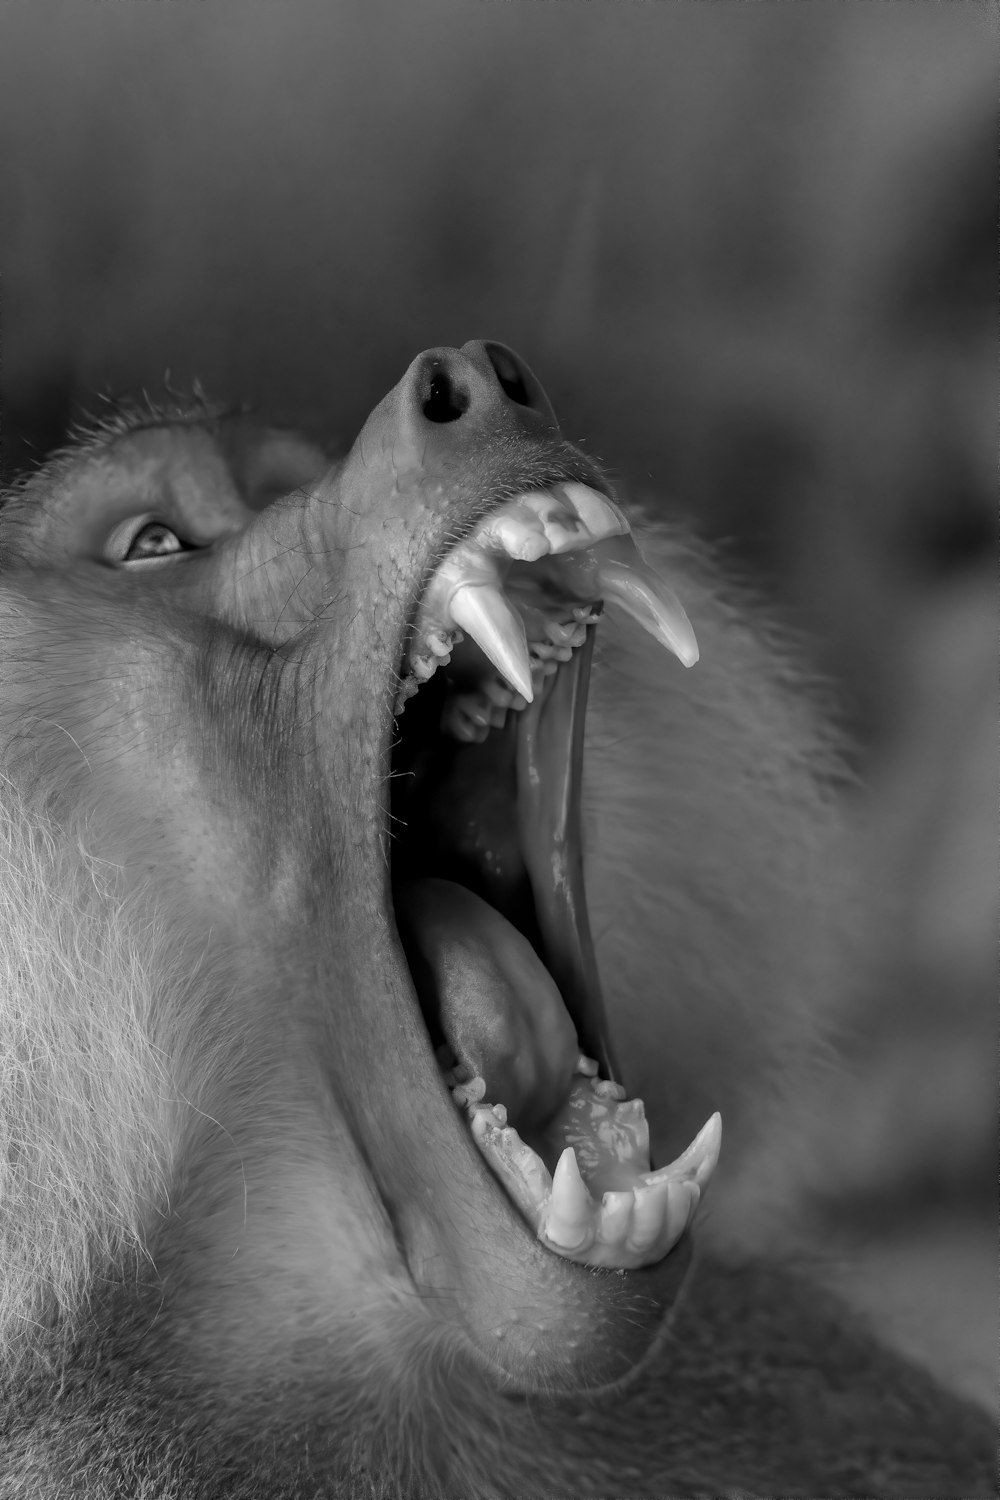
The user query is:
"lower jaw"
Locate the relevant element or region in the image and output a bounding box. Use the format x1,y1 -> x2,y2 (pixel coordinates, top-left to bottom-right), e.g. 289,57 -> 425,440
397,1133 -> 696,1395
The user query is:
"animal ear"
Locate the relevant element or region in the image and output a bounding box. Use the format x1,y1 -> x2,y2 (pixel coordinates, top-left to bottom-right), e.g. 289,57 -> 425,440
220,420 -> 330,510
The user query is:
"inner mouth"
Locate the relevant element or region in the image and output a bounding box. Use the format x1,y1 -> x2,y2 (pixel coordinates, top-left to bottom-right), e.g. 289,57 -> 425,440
390,481 -> 719,1270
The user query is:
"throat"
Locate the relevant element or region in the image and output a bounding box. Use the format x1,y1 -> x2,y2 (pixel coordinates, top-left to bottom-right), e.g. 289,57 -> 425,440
390,628 -> 617,1130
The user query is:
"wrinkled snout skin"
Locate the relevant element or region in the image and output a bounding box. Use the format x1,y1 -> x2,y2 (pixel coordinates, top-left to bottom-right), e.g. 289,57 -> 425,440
211,342 -> 571,709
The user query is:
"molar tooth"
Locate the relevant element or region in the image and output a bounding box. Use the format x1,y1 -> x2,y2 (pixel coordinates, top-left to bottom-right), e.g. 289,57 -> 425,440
612,1098 -> 650,1167
592,1078 -> 627,1101
410,655 -> 437,683
558,482 -> 630,542
596,555 -> 699,668
425,629 -> 455,658
451,1075 -> 487,1109
450,690 -> 492,728
447,583 -> 534,701
470,1111 -> 553,1217
543,619 -> 587,650
529,656 -> 558,686
528,640 -> 560,661
543,1148 -> 596,1252
441,700 -> 489,742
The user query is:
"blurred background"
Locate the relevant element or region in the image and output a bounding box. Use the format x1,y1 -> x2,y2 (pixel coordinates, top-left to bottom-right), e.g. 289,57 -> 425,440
0,0 -> 994,1408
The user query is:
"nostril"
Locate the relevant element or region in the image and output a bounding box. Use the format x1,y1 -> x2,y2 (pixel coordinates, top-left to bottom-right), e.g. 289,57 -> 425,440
483,343 -> 531,408
422,370 -> 470,424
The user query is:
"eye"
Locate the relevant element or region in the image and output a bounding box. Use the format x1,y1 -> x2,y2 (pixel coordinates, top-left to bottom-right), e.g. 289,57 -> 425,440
105,516 -> 197,565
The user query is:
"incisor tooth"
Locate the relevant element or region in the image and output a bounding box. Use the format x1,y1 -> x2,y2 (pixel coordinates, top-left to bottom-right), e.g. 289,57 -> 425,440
629,1179 -> 668,1253
447,583 -> 534,701
597,556 -> 699,667
597,1190 -> 634,1245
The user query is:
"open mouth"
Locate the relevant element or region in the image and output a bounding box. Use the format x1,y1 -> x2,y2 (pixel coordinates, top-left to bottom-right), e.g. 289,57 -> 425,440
390,479 -> 721,1271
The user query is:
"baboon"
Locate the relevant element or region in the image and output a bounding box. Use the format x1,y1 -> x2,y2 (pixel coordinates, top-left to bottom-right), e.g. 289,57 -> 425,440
0,343 -> 992,1497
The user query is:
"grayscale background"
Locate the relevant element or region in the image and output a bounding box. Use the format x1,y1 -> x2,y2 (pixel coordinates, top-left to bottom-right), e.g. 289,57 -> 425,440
0,0 -> 994,1409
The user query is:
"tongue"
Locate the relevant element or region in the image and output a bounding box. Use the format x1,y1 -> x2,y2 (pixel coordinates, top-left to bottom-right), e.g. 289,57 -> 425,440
394,877 -> 580,1131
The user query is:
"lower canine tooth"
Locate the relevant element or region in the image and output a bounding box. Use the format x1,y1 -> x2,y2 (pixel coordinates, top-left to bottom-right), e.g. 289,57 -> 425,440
543,1148 -> 594,1252
451,1076 -> 486,1108
663,1179 -> 700,1248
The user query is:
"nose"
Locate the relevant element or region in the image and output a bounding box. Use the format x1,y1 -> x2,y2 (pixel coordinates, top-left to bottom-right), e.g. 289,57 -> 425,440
393,341 -> 559,458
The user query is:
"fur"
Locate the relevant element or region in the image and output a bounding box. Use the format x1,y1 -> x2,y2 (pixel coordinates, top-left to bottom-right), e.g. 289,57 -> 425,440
0,413 -> 991,1498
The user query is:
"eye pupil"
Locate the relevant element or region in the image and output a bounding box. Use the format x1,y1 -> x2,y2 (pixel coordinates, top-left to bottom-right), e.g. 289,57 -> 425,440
126,522 -> 184,561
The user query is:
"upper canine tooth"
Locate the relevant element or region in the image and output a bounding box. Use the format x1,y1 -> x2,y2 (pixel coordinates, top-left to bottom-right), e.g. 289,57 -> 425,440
447,582 -> 534,701
557,482 -> 630,543
596,554 -> 699,667
421,541 -> 498,625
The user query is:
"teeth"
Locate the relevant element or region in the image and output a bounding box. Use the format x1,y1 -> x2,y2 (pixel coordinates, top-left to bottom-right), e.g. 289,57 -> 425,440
596,555 -> 699,668
595,1190 -> 633,1245
477,507 -> 551,562
644,1110 -> 722,1190
405,484 -> 698,703
592,1078 -> 627,1101
472,482 -> 625,564
448,583 -> 534,701
557,482 -> 630,542
463,1087 -> 720,1271
543,619 -> 587,651
425,629 -> 455,659
512,492 -> 591,554
545,1148 -> 594,1251
441,687 -> 505,741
